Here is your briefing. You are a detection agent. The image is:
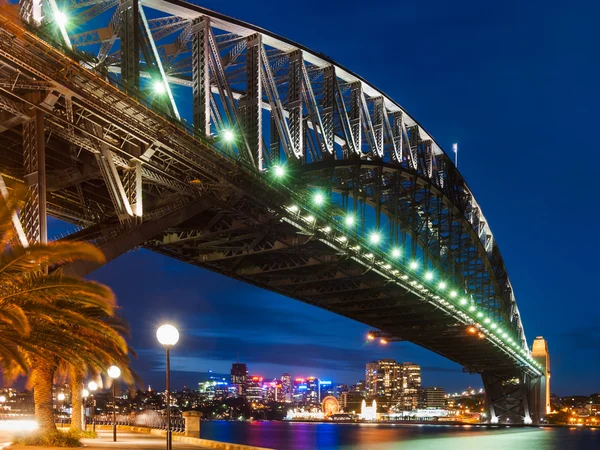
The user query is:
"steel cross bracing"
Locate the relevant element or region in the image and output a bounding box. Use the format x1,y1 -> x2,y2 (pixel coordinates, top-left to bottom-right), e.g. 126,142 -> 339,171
0,2 -> 543,415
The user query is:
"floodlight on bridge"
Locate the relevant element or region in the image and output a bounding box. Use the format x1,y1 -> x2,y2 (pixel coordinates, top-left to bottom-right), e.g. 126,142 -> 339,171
153,80 -> 166,94
469,305 -> 476,312
313,192 -> 325,206
460,298 -> 468,306
425,271 -> 434,281
48,0 -> 72,50
380,338 -> 388,345
450,290 -> 457,298
391,248 -> 401,258
484,318 -> 491,324
323,226 -> 331,233
222,129 -> 235,142
305,215 -> 315,223
54,11 -> 68,27
477,312 -> 484,318
344,214 -> 355,226
409,261 -> 418,270
438,281 -> 447,290
369,232 -> 381,245
273,165 -> 286,178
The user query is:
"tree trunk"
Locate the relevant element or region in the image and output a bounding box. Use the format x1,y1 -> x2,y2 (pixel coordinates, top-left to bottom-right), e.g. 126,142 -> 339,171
69,368 -> 84,431
31,357 -> 57,432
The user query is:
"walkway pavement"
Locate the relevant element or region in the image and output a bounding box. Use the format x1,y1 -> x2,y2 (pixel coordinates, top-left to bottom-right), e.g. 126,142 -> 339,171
1,429 -> 213,449
83,429 -> 212,449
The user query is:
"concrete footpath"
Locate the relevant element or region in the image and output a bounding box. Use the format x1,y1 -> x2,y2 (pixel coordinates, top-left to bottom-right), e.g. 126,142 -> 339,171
3,428 -> 273,450
81,429 -> 212,449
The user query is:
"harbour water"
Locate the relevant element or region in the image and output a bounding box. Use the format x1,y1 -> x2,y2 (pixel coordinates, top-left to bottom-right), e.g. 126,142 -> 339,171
199,421 -> 599,450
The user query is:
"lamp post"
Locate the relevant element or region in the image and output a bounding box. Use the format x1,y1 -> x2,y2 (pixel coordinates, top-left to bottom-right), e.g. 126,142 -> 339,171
156,324 -> 179,450
107,366 -> 121,442
82,389 -> 89,430
57,393 -> 65,428
88,381 -> 98,432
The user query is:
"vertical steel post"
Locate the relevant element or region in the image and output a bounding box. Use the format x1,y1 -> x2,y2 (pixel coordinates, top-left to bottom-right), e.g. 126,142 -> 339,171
349,82 -> 362,155
322,66 -> 335,158
22,108 -> 46,245
120,0 -> 140,95
112,382 -> 117,441
239,34 -> 262,169
91,394 -> 95,432
166,346 -> 171,450
192,18 -> 211,136
288,50 -> 303,161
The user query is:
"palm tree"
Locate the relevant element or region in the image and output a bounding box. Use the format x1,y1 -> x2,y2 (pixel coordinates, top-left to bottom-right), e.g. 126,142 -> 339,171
0,191 -> 133,432
67,314 -> 138,432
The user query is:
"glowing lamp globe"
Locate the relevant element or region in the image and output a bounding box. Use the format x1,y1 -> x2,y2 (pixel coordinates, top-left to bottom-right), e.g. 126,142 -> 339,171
82,389 -> 89,398
108,365 -> 121,379
313,192 -> 324,206
55,11 -> 68,27
88,381 -> 98,391
273,165 -> 285,178
57,393 -> 65,401
157,324 -> 179,347
345,215 -> 355,226
0,395 -> 5,403
153,80 -> 166,94
222,129 -> 234,142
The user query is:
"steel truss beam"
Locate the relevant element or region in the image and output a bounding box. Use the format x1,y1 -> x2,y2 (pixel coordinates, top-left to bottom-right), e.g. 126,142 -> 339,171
21,107 -> 46,244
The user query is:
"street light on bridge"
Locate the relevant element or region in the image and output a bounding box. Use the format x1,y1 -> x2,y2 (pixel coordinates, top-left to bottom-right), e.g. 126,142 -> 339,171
54,11 -> 68,27
313,192 -> 325,206
153,80 -> 166,94
273,165 -> 286,178
222,129 -> 235,143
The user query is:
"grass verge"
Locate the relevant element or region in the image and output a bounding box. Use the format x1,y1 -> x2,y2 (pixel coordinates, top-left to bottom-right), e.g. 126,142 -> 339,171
13,430 -> 81,447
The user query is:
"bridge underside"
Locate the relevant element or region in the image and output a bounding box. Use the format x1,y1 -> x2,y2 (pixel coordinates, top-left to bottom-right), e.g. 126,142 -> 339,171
0,3 -> 546,424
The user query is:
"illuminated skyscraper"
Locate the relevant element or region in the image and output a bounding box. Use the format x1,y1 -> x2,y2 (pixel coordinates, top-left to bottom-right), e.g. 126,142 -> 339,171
230,363 -> 248,397
281,373 -> 292,402
399,362 -> 421,410
365,359 -> 402,401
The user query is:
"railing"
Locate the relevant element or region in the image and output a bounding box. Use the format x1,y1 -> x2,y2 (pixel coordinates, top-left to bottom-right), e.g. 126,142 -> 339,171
82,413 -> 186,433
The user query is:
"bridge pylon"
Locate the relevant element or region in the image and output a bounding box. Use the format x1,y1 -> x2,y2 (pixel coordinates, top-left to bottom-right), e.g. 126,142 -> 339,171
482,337 -> 550,425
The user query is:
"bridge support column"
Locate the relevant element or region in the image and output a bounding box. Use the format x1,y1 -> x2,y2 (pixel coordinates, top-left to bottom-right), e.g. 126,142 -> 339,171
532,336 -> 551,420
21,107 -> 46,244
482,371 -> 540,424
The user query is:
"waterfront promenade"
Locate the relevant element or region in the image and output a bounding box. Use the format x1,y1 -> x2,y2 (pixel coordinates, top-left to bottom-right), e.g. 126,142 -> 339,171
1,428 -> 272,450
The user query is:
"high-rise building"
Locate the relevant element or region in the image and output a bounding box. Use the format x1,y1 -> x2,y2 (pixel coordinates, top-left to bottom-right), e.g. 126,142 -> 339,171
319,380 -> 334,401
230,363 -> 248,397
365,359 -> 402,402
419,387 -> 446,409
306,377 -> 320,404
399,362 -> 421,410
246,375 -> 264,401
281,373 -> 292,403
293,377 -> 308,403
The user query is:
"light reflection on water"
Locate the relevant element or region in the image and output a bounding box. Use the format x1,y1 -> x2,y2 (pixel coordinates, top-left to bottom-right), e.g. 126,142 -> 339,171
199,421 -> 599,450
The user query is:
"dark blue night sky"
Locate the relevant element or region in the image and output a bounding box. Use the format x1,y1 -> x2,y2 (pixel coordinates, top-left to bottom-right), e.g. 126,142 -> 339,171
51,0 -> 600,395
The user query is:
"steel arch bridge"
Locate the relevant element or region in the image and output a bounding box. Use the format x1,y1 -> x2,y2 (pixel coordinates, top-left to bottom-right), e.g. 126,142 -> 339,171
0,0 -> 550,423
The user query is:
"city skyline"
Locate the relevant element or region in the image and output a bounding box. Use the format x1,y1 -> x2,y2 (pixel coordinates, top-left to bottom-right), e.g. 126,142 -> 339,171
41,0 -> 600,398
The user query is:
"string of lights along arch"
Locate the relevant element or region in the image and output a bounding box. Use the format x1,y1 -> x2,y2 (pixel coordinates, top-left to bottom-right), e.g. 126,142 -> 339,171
2,0 -> 549,425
